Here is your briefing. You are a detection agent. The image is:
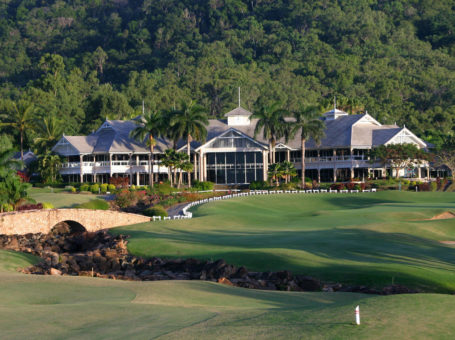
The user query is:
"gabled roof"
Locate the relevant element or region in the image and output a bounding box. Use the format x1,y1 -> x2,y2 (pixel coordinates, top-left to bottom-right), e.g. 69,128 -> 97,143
224,107 -> 253,117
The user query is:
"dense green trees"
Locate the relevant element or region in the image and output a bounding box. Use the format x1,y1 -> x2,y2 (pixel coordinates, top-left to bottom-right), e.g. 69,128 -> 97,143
0,0 -> 454,153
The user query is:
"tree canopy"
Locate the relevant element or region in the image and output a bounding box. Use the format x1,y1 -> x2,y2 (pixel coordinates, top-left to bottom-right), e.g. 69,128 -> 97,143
0,0 -> 454,152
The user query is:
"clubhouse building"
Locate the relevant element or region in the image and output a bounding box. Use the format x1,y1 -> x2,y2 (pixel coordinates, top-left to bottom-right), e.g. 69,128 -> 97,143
52,106 -> 431,185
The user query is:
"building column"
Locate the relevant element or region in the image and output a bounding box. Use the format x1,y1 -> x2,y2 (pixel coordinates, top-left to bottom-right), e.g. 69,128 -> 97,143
263,150 -> 268,182
92,155 -> 97,183
203,154 -> 207,181
351,168 -> 355,180
193,153 -> 198,181
417,167 -> 422,179
79,155 -> 84,183
199,151 -> 204,181
317,168 -> 321,183
333,167 -> 337,182
129,154 -> 133,186
286,149 -> 290,162
109,153 -> 113,178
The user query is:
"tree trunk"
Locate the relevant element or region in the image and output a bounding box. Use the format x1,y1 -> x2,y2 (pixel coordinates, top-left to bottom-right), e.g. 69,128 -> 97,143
20,130 -> 24,166
272,138 -> 276,164
187,134 -> 191,187
301,137 -> 306,187
173,168 -> 178,188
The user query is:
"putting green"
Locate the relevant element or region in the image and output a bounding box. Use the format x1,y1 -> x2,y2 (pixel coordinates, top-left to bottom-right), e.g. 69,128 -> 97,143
113,191 -> 455,292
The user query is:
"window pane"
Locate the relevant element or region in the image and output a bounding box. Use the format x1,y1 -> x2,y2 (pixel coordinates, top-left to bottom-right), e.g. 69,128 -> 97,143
227,169 -> 235,183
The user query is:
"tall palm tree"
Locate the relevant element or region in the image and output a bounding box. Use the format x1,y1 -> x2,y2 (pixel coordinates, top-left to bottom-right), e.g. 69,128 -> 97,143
33,114 -> 64,153
130,111 -> 163,188
169,100 -> 208,184
0,100 -> 35,162
253,102 -> 287,164
170,100 -> 209,157
292,106 -> 325,187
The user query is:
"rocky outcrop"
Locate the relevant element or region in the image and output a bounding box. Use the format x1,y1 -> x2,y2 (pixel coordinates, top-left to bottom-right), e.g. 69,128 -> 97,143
0,224 -> 418,294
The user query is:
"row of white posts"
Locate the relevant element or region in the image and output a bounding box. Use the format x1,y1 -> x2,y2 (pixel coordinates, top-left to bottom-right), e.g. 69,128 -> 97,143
150,188 -> 377,222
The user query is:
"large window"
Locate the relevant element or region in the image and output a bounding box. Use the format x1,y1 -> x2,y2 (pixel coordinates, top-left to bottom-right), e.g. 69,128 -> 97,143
210,131 -> 260,149
206,152 -> 263,184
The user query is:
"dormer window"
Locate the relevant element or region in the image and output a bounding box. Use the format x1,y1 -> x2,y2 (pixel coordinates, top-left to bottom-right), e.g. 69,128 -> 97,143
225,107 -> 253,126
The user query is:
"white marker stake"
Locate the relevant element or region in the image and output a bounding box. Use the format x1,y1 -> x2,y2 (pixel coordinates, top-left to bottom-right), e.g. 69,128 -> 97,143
355,305 -> 360,325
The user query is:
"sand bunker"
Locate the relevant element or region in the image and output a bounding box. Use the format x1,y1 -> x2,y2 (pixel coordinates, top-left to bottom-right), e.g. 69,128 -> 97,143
430,211 -> 455,220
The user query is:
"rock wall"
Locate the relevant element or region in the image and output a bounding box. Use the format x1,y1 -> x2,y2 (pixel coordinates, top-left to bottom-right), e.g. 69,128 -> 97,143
0,209 -> 150,235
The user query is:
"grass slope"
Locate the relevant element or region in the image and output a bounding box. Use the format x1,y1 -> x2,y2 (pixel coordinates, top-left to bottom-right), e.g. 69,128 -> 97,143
1,249 -> 455,339
112,192 -> 455,292
28,187 -> 106,208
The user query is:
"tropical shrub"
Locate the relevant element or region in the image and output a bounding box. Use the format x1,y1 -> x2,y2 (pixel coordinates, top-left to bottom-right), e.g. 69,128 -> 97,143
100,183 -> 108,193
114,189 -> 137,208
107,184 -> 116,192
143,205 -> 168,217
109,177 -> 129,188
42,202 -> 54,209
346,182 -> 356,190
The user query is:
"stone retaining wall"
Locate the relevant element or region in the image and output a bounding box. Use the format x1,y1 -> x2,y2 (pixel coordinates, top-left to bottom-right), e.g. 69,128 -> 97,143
0,209 -> 151,235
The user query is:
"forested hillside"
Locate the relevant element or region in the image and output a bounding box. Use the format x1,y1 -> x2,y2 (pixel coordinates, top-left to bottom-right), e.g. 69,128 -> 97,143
0,0 -> 454,149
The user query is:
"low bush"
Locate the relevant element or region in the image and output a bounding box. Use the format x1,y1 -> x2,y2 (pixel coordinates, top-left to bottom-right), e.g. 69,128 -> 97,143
430,181 -> 438,192
64,185 -> 75,192
74,199 -> 109,210
90,184 -> 100,193
107,184 -> 116,192
100,183 -> 108,193
42,202 -> 54,209
192,180 -> 214,191
143,205 -> 168,217
249,181 -> 269,190
80,184 -> 90,192
1,204 -> 14,212
17,203 -> 43,211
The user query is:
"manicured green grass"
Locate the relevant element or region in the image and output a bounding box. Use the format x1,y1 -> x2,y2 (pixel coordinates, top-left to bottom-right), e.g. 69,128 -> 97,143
2,249 -> 455,339
112,191 -> 455,292
28,187 -> 106,208
74,199 -> 110,210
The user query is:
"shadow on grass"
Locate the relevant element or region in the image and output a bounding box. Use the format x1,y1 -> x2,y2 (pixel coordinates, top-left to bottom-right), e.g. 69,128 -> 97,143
116,227 -> 455,293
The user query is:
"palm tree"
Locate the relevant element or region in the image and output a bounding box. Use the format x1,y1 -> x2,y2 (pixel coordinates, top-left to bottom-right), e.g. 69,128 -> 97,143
0,148 -> 22,178
253,102 -> 287,164
161,149 -> 178,187
169,100 -> 208,184
181,161 -> 194,188
280,161 -> 297,184
0,100 -> 35,162
291,106 -> 325,187
33,114 -> 64,153
38,152 -> 62,184
174,152 -> 190,189
130,111 -> 163,188
268,163 -> 282,187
